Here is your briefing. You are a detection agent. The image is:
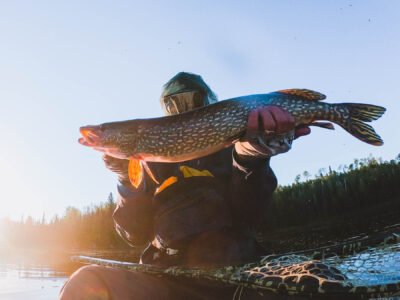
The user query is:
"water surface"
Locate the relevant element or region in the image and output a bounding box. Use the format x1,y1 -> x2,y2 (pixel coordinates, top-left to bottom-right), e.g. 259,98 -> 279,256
0,263 -> 68,300
0,248 -> 140,299
0,248 -> 85,300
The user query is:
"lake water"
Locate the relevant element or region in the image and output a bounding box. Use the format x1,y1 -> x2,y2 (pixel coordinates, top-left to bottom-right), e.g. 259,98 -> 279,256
0,263 -> 68,300
0,248 -> 87,300
0,248 -> 139,300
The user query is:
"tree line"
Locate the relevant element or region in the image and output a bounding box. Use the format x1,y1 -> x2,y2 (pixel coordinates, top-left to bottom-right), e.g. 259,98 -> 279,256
1,193 -> 130,251
265,154 -> 400,228
2,154 -> 399,251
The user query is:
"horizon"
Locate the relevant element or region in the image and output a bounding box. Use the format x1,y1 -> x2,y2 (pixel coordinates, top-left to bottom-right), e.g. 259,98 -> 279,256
2,153 -> 398,223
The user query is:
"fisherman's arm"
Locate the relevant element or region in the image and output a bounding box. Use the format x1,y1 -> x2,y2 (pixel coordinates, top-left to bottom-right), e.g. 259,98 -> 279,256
231,106 -> 310,226
103,155 -> 156,247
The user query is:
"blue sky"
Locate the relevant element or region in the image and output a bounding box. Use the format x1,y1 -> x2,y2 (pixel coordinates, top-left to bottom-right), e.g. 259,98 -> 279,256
0,1 -> 399,220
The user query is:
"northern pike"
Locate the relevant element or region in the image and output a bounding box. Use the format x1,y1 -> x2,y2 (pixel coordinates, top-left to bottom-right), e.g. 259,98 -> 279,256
79,89 -> 385,187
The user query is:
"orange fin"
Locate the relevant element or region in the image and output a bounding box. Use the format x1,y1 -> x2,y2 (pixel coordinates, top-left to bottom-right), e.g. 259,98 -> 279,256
128,159 -> 159,188
275,89 -> 326,101
310,122 -> 335,130
128,158 -> 143,188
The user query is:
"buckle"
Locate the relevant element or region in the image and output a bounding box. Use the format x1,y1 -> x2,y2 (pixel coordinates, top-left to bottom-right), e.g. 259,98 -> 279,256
165,248 -> 179,256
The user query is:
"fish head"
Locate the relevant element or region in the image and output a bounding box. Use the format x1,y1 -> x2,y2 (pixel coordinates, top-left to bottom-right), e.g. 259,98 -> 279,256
78,120 -> 139,160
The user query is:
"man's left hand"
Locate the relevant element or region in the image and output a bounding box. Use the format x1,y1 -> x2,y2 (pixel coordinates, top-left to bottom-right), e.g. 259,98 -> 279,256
235,106 -> 310,160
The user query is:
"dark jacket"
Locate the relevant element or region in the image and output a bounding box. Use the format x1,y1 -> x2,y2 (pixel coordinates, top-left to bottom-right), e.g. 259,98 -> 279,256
113,146 -> 277,267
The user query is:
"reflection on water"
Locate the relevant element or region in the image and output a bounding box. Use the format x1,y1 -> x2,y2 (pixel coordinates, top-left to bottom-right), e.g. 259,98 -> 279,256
0,247 -> 141,300
0,248 -> 83,300
0,263 -> 68,300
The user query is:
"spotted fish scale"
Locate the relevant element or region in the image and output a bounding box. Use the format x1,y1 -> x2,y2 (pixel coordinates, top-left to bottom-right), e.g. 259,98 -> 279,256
79,89 -> 385,163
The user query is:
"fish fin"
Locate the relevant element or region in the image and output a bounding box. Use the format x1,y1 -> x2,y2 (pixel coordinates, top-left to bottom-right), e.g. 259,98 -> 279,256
142,161 -> 159,185
128,159 -> 159,188
128,158 -> 143,188
275,89 -> 326,101
309,122 -> 335,130
340,119 -> 383,146
345,103 -> 386,122
337,103 -> 385,145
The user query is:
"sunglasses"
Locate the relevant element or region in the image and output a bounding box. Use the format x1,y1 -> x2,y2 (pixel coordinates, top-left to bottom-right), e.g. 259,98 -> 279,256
160,91 -> 207,115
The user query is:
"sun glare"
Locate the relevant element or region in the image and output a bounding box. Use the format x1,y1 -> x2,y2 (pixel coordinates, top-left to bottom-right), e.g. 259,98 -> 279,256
0,155 -> 44,221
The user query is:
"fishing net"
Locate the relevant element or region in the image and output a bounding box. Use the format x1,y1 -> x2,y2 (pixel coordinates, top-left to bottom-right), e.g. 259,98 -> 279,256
327,241 -> 400,287
73,231 -> 400,298
232,237 -> 400,297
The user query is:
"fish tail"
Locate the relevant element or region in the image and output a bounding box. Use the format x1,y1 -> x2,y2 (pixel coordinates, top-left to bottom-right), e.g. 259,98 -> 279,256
345,103 -> 386,121
336,103 -> 386,146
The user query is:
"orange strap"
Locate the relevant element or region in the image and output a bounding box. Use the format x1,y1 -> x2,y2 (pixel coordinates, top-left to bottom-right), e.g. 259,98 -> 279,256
155,176 -> 178,194
154,166 -> 214,195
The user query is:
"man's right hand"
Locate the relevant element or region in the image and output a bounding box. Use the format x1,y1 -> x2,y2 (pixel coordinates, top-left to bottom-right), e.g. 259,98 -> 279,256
102,154 -> 130,184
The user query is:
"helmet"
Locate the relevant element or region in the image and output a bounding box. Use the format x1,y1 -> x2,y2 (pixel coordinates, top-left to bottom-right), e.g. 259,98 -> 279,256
160,72 -> 217,115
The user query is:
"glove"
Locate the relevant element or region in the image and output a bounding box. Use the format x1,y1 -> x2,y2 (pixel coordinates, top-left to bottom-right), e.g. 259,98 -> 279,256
235,106 -> 310,161
102,154 -> 130,185
236,130 -> 295,158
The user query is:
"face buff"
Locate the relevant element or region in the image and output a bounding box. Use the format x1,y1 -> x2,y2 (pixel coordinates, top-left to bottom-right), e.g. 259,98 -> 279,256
160,91 -> 206,115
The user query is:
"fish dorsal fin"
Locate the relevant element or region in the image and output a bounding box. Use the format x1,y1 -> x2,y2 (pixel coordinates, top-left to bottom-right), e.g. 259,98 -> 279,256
275,89 -> 326,101
128,159 -> 159,188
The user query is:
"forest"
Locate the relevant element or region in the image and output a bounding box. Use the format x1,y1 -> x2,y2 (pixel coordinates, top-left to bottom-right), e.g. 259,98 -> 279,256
1,154 -> 399,251
266,154 -> 400,228
1,193 -> 130,251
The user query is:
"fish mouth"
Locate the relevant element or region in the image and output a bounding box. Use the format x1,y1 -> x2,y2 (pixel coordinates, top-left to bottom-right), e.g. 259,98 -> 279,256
78,125 -> 103,147
78,125 -> 124,158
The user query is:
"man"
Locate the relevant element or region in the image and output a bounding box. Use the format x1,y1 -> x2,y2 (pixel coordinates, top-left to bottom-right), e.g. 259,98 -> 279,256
59,72 -> 310,299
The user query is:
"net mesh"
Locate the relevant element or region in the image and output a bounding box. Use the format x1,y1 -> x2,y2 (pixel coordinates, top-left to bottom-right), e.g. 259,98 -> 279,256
328,242 -> 400,286
234,233 -> 400,297
250,241 -> 400,287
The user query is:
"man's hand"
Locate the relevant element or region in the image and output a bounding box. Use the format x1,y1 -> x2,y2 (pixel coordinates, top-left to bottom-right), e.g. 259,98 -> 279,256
102,154 -> 130,184
235,106 -> 310,160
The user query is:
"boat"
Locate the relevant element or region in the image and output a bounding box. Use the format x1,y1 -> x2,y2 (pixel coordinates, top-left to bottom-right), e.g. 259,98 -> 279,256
73,228 -> 400,299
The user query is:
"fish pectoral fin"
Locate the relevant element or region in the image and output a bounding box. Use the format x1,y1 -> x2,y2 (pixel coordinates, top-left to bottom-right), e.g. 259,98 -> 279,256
142,161 -> 159,185
309,122 -> 335,130
275,89 -> 326,101
128,158 -> 143,188
128,159 -> 160,188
